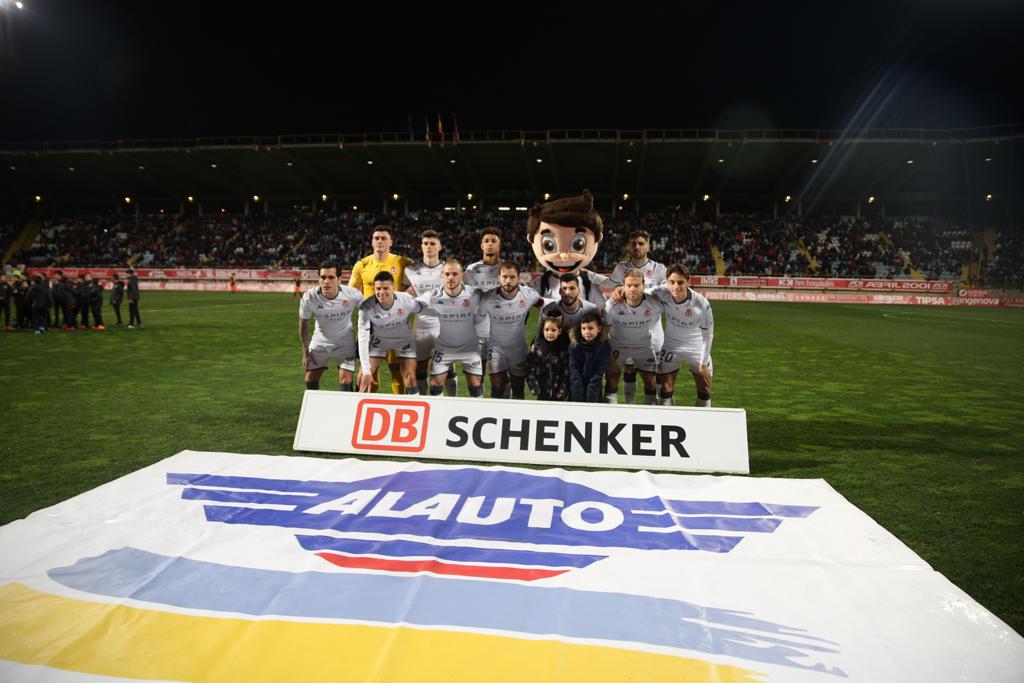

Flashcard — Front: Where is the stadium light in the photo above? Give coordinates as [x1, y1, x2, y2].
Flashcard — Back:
[8, 166, 14, 171]
[16, 1, 24, 8]
[986, 194, 993, 201]
[985, 157, 992, 162]
[124, 196, 132, 204]
[467, 193, 473, 200]
[34, 195, 42, 203]
[367, 160, 374, 165]
[498, 206, 511, 211]
[717, 158, 724, 163]
[472, 205, 478, 210]
[159, 208, 164, 214]
[515, 206, 528, 211]
[210, 163, 217, 169]
[543, 193, 550, 200]
[187, 195, 195, 203]
[252, 195, 260, 202]
[68, 167, 75, 172]
[220, 208, 226, 213]
[138, 165, 145, 171]
[352, 205, 358, 211]
[623, 193, 629, 200]
[811, 159, 818, 164]
[449, 159, 456, 164]
[626, 159, 633, 163]
[618, 205, 624, 211]
[868, 196, 876, 204]
[321, 193, 328, 202]
[703, 194, 710, 202]
[286, 162, 293, 167]
[536, 158, 543, 164]
[784, 195, 792, 203]
[392, 193, 399, 200]
[906, 159, 914, 165]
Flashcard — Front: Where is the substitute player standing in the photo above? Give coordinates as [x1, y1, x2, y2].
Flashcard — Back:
[299, 263, 364, 391]
[350, 226, 414, 393]
[403, 229, 457, 396]
[603, 268, 663, 404]
[357, 272, 423, 394]
[417, 258, 485, 397]
[478, 261, 547, 399]
[648, 264, 714, 407]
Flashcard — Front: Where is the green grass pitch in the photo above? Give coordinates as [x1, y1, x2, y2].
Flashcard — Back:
[1, 291, 1021, 634]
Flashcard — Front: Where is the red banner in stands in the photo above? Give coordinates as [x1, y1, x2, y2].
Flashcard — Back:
[28, 267, 318, 281]
[690, 275, 953, 292]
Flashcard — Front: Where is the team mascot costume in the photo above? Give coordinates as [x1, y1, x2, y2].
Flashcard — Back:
[527, 190, 606, 305]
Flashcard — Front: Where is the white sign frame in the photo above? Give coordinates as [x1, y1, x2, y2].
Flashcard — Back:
[294, 392, 749, 473]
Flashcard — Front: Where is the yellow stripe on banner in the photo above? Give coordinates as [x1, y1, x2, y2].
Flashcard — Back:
[0, 583, 763, 682]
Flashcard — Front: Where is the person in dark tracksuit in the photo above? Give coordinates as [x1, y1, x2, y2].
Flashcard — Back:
[29, 274, 53, 334]
[127, 268, 142, 328]
[58, 276, 76, 330]
[51, 270, 64, 327]
[89, 278, 105, 330]
[15, 277, 30, 328]
[0, 273, 11, 330]
[109, 273, 125, 327]
[75, 275, 91, 328]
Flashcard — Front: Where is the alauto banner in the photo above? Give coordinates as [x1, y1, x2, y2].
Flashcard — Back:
[294, 393, 749, 474]
[691, 275, 953, 292]
[0, 450, 1021, 682]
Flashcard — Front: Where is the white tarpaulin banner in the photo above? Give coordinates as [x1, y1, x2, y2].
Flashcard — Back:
[294, 391, 750, 474]
[0, 450, 1020, 682]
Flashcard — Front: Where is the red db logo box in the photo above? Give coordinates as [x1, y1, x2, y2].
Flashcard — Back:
[351, 399, 430, 453]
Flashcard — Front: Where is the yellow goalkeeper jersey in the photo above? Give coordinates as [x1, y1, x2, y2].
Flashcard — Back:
[349, 253, 414, 299]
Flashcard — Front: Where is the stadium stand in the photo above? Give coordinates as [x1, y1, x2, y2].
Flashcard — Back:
[1, 210, 1001, 282]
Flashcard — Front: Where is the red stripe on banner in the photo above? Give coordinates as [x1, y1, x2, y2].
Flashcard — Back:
[315, 552, 568, 581]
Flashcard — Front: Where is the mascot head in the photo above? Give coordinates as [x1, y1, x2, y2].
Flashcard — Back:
[527, 190, 603, 275]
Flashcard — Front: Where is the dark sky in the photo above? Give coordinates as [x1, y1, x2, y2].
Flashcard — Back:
[1, 0, 1022, 142]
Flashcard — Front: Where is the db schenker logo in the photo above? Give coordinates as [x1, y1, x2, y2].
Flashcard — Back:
[352, 398, 430, 452]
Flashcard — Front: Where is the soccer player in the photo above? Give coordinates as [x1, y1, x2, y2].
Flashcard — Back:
[602, 268, 663, 404]
[648, 264, 715, 407]
[357, 272, 423, 394]
[350, 226, 414, 393]
[228, 274, 237, 295]
[299, 263, 365, 391]
[540, 272, 601, 340]
[403, 229, 458, 396]
[417, 258, 484, 397]
[477, 261, 546, 399]
[589, 230, 667, 404]
[88, 277, 105, 330]
[464, 227, 504, 377]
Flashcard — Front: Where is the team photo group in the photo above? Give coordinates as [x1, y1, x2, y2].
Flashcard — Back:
[300, 191, 715, 407]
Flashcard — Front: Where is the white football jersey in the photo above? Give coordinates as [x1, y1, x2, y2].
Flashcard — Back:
[418, 285, 483, 353]
[603, 294, 664, 346]
[610, 259, 667, 287]
[478, 285, 542, 348]
[541, 298, 601, 330]
[648, 286, 714, 360]
[403, 260, 443, 332]
[357, 292, 422, 345]
[299, 285, 363, 346]
[463, 260, 503, 292]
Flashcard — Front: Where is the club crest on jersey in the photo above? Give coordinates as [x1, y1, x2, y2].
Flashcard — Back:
[391, 268, 398, 274]
[685, 308, 693, 317]
[519, 300, 527, 308]
[463, 300, 470, 307]
[644, 309, 651, 317]
[398, 308, 404, 316]
[343, 300, 350, 307]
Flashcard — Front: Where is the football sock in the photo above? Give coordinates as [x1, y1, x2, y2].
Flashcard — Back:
[644, 388, 659, 405]
[659, 391, 674, 406]
[623, 379, 637, 404]
[305, 380, 320, 390]
[430, 384, 444, 396]
[468, 384, 484, 398]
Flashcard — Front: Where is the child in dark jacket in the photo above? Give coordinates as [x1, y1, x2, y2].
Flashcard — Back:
[526, 316, 570, 401]
[569, 311, 610, 402]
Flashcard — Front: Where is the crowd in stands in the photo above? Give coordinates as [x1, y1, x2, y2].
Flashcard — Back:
[0, 209, 1009, 281]
[981, 232, 1024, 288]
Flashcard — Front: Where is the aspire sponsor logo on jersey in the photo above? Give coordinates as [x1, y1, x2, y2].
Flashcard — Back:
[166, 467, 818, 582]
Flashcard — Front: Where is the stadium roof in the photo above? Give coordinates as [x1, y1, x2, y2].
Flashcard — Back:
[2, 125, 1021, 215]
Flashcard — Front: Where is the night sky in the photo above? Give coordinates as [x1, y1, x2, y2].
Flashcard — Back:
[1, 0, 1022, 142]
